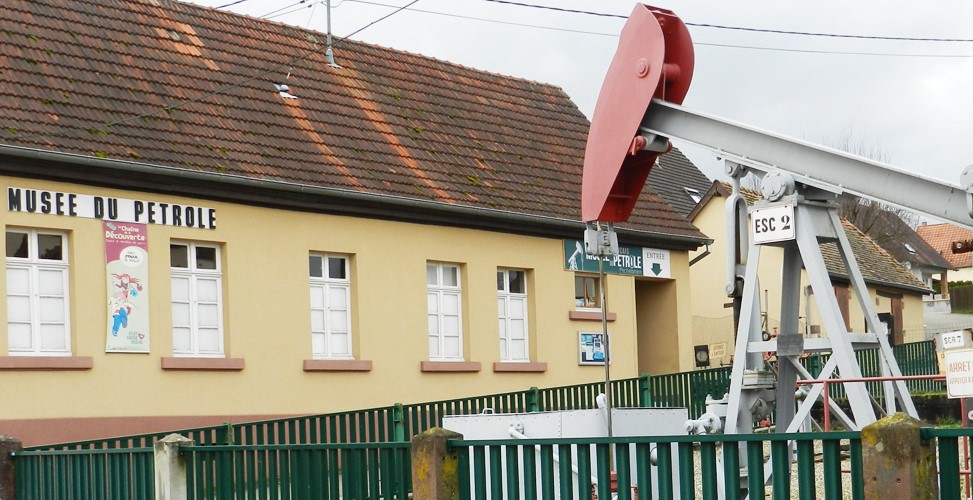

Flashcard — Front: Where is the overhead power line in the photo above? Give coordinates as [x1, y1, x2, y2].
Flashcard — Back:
[340, 0, 971, 56]
[215, 0, 252, 9]
[345, 0, 616, 36]
[477, 0, 973, 43]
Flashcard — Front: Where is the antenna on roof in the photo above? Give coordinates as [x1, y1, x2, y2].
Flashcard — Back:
[325, 0, 341, 68]
[274, 67, 298, 99]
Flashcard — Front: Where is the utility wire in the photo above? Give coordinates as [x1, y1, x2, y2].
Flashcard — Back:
[695, 41, 973, 58]
[345, 0, 616, 37]
[477, 0, 973, 43]
[343, 0, 971, 56]
[215, 0, 252, 9]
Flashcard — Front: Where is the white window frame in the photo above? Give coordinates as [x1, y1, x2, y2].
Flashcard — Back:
[6, 229, 71, 356]
[170, 242, 224, 357]
[498, 268, 529, 362]
[427, 262, 464, 361]
[574, 274, 601, 311]
[309, 253, 353, 360]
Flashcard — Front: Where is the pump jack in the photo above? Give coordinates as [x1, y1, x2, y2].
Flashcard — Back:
[581, 4, 973, 496]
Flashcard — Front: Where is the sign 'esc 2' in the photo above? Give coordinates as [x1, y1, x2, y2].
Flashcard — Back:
[751, 205, 795, 244]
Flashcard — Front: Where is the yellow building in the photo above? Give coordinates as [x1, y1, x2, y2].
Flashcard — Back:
[687, 182, 931, 366]
[0, 0, 709, 445]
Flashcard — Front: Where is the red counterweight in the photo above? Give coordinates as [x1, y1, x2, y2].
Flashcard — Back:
[581, 4, 694, 223]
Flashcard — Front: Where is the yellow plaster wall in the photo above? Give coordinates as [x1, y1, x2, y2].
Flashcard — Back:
[0, 176, 695, 422]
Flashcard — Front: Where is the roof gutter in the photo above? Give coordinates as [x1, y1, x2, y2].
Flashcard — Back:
[0, 144, 711, 248]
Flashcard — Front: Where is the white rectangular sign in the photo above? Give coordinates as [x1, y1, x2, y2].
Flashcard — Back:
[751, 205, 795, 244]
[641, 248, 671, 278]
[940, 331, 969, 350]
[945, 348, 973, 399]
[7, 187, 216, 229]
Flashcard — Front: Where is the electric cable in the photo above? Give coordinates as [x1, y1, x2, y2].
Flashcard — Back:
[477, 0, 973, 43]
[215, 0, 253, 9]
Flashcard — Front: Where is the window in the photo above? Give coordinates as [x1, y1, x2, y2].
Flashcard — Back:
[427, 263, 463, 361]
[171, 242, 223, 357]
[497, 269, 529, 362]
[575, 274, 600, 309]
[6, 230, 70, 355]
[309, 254, 352, 359]
[685, 187, 702, 204]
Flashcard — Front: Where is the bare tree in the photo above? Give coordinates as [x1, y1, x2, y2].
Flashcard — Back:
[824, 130, 919, 246]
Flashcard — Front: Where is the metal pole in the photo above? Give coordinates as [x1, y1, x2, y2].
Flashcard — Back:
[598, 226, 612, 438]
[326, 0, 333, 47]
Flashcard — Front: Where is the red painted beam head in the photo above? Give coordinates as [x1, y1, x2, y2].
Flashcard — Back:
[581, 4, 694, 223]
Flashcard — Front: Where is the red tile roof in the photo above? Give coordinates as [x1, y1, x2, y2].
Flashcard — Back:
[917, 223, 973, 269]
[0, 0, 705, 243]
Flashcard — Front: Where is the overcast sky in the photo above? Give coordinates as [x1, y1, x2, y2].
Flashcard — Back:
[193, 0, 973, 187]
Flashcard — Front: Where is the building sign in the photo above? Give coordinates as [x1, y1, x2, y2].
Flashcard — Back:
[945, 348, 973, 399]
[579, 332, 610, 365]
[564, 240, 671, 278]
[8, 187, 216, 229]
[105, 222, 150, 353]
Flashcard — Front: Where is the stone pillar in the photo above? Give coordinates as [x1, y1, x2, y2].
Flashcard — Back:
[0, 436, 23, 500]
[411, 427, 463, 500]
[861, 413, 938, 499]
[154, 433, 194, 500]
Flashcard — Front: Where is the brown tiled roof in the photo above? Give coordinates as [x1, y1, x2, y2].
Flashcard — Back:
[706, 182, 928, 293]
[917, 223, 973, 269]
[822, 221, 929, 293]
[0, 0, 705, 243]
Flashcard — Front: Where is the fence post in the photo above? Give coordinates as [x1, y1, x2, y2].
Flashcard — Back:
[155, 433, 194, 500]
[393, 403, 406, 442]
[0, 436, 22, 500]
[638, 373, 653, 408]
[526, 386, 540, 412]
[411, 427, 462, 500]
[861, 413, 938, 499]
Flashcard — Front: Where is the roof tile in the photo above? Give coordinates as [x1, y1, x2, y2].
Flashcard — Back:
[0, 0, 705, 241]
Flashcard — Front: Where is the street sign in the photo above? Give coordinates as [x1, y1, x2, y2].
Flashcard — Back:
[751, 204, 795, 244]
[945, 348, 973, 399]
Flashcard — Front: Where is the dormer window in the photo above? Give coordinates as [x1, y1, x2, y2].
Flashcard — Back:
[685, 187, 702, 204]
[904, 243, 917, 254]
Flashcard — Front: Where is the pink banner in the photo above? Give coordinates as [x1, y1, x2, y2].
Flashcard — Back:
[104, 221, 150, 352]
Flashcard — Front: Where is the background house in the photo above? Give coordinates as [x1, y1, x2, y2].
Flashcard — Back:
[685, 182, 931, 366]
[0, 0, 710, 445]
[918, 222, 973, 285]
[839, 200, 953, 299]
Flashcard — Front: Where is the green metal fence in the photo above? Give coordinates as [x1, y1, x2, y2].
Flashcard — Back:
[12, 340, 943, 498]
[924, 427, 973, 500]
[644, 340, 943, 420]
[451, 431, 865, 500]
[450, 428, 973, 499]
[12, 447, 153, 499]
[182, 442, 412, 499]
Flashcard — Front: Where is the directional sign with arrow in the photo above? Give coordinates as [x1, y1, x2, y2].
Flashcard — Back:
[642, 248, 671, 278]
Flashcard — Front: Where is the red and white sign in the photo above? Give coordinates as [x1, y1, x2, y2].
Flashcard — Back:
[945, 348, 973, 399]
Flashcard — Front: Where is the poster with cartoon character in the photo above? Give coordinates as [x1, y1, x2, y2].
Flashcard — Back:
[104, 221, 150, 352]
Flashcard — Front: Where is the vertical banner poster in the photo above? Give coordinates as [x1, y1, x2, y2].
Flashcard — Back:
[105, 221, 150, 352]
